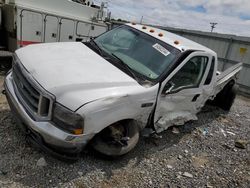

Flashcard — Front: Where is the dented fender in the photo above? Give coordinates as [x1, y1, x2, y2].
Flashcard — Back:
[76, 87, 158, 135]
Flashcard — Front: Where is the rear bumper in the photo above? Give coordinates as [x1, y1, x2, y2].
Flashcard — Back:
[4, 72, 94, 160]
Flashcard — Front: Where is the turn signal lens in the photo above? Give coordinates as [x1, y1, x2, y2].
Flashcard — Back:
[73, 129, 84, 135]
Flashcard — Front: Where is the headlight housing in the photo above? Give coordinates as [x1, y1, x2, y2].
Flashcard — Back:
[52, 103, 84, 135]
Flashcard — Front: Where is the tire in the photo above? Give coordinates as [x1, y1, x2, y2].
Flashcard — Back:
[212, 81, 238, 111]
[91, 120, 139, 157]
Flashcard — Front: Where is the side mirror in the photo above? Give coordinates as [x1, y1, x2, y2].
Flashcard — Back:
[164, 81, 175, 95]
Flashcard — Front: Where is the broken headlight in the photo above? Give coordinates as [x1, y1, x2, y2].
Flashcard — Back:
[52, 103, 84, 135]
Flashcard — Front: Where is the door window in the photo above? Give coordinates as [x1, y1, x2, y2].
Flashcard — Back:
[204, 57, 215, 85]
[168, 56, 208, 92]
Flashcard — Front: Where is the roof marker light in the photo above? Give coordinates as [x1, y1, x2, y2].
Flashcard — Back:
[132, 22, 136, 25]
[149, 29, 155, 33]
[158, 33, 164, 37]
[142, 26, 147, 29]
[174, 40, 180, 45]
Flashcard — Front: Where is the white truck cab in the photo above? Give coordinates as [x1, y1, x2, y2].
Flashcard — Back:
[4, 23, 242, 159]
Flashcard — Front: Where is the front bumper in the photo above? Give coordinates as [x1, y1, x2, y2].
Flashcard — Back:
[4, 72, 94, 160]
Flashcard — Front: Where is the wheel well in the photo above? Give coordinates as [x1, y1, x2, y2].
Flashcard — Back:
[206, 79, 236, 104]
[214, 79, 236, 99]
[226, 79, 236, 87]
[207, 78, 237, 111]
[94, 119, 138, 136]
[108, 119, 137, 129]
[90, 119, 140, 157]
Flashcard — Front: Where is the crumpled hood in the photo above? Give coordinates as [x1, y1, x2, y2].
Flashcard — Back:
[15, 42, 141, 110]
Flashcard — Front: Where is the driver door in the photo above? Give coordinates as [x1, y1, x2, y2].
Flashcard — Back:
[154, 51, 213, 133]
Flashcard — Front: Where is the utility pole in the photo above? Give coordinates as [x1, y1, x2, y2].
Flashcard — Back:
[140, 16, 143, 24]
[210, 22, 218, 32]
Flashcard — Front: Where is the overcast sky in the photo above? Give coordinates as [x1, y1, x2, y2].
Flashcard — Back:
[94, 0, 250, 37]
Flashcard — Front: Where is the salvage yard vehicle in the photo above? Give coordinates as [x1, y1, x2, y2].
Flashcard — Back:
[0, 0, 108, 52]
[0, 0, 109, 72]
[4, 23, 242, 160]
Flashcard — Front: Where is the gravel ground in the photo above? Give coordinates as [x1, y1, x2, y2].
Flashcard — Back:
[0, 75, 249, 188]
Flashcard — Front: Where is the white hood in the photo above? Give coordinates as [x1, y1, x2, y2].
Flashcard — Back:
[15, 42, 142, 110]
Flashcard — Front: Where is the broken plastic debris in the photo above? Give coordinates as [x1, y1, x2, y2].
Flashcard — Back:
[219, 128, 227, 137]
[172, 127, 180, 134]
[202, 128, 209, 136]
[152, 134, 162, 139]
[141, 128, 154, 137]
[182, 172, 193, 178]
[167, 165, 173, 169]
[226, 131, 236, 136]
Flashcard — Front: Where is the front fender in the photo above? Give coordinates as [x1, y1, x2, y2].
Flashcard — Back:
[76, 95, 156, 135]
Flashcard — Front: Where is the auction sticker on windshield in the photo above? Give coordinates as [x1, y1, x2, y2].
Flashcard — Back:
[153, 43, 170, 56]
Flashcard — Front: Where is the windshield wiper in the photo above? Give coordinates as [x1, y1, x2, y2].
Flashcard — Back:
[111, 53, 140, 82]
[89, 38, 105, 56]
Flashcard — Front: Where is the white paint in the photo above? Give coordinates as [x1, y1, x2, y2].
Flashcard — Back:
[13, 0, 104, 22]
[20, 11, 43, 43]
[16, 42, 158, 111]
[44, 15, 59, 43]
[154, 51, 214, 131]
[59, 19, 75, 42]
[128, 23, 217, 55]
[4, 0, 108, 50]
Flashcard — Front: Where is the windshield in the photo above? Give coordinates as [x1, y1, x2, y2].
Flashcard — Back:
[94, 25, 180, 80]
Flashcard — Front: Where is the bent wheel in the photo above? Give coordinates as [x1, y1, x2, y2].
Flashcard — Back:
[91, 121, 139, 157]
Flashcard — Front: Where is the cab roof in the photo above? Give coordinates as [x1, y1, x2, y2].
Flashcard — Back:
[126, 23, 216, 56]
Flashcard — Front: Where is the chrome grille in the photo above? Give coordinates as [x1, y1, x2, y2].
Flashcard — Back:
[12, 60, 53, 120]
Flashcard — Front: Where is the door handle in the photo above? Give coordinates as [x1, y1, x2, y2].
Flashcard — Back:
[192, 94, 200, 102]
[51, 33, 57, 38]
[36, 31, 41, 36]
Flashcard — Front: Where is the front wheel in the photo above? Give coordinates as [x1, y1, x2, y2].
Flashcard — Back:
[91, 120, 139, 157]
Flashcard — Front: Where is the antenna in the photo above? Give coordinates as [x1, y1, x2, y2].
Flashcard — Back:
[140, 16, 144, 24]
[210, 22, 218, 32]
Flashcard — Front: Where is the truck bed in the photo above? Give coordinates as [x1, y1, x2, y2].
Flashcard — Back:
[215, 62, 242, 95]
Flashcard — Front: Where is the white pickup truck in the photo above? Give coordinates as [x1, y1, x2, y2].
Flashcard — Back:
[4, 23, 242, 160]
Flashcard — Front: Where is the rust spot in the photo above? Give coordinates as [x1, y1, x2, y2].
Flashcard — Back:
[158, 33, 164, 37]
[174, 40, 180, 45]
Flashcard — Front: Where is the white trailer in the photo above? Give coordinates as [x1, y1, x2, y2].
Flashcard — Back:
[1, 0, 109, 52]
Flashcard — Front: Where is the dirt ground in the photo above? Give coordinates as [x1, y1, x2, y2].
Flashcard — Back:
[0, 75, 249, 188]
